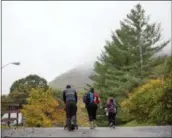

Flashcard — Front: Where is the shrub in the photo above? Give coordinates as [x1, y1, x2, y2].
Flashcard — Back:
[21, 88, 65, 127]
[121, 76, 172, 125]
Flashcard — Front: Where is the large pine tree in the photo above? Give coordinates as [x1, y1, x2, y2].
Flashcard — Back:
[91, 4, 170, 104]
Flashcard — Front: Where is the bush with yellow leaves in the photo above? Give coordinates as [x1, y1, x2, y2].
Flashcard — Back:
[21, 88, 65, 127]
[76, 92, 90, 127]
[121, 76, 172, 125]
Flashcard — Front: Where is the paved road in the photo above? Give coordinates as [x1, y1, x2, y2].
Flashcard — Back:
[2, 126, 172, 137]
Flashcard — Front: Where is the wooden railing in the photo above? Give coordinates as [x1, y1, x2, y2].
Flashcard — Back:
[1, 104, 20, 127]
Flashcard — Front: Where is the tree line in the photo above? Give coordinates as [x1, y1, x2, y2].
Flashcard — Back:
[1, 3, 172, 127]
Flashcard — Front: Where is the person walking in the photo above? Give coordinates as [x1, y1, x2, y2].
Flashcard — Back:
[63, 85, 78, 130]
[106, 97, 117, 128]
[83, 88, 100, 129]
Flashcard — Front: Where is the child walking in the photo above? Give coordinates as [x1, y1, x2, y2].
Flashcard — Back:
[106, 97, 117, 128]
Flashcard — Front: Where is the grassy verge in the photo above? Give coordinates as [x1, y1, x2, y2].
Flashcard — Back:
[1, 125, 24, 129]
[120, 120, 156, 127]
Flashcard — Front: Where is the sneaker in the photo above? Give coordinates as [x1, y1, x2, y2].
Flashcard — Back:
[90, 121, 93, 129]
[75, 125, 78, 129]
[109, 123, 113, 127]
[71, 124, 75, 130]
[71, 120, 75, 125]
[64, 125, 67, 130]
[93, 121, 96, 129]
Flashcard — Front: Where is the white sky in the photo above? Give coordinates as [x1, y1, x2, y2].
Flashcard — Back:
[2, 1, 171, 94]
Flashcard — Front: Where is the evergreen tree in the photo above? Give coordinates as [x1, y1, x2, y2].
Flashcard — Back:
[91, 3, 170, 109]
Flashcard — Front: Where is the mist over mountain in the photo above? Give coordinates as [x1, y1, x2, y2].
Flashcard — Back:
[49, 63, 94, 92]
[49, 49, 171, 92]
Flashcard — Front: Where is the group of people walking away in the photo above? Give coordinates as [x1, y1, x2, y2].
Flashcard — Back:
[62, 85, 117, 131]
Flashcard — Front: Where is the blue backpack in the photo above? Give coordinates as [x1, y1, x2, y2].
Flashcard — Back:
[89, 92, 94, 103]
[83, 92, 94, 104]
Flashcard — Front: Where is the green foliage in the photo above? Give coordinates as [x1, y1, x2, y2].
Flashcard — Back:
[146, 56, 171, 79]
[52, 89, 62, 99]
[90, 4, 170, 126]
[1, 94, 15, 114]
[76, 92, 90, 126]
[51, 89, 64, 107]
[121, 76, 172, 125]
[164, 56, 172, 76]
[9, 75, 49, 105]
[121, 120, 156, 127]
[91, 3, 169, 99]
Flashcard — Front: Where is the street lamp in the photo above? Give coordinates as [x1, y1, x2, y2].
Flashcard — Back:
[1, 62, 20, 69]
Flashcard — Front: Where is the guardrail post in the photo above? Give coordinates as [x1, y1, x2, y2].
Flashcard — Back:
[16, 106, 19, 127]
[8, 105, 11, 127]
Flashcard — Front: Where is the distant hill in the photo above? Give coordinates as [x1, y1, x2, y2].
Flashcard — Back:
[49, 49, 171, 92]
[49, 65, 94, 92]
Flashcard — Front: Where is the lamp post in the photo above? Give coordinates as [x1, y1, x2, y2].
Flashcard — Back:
[1, 62, 20, 69]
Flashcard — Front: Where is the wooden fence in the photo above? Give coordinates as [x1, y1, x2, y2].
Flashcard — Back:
[1, 103, 20, 127]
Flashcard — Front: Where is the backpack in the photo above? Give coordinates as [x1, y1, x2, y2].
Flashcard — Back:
[107, 102, 117, 113]
[89, 92, 94, 103]
[93, 93, 100, 104]
[83, 93, 89, 104]
[83, 92, 94, 104]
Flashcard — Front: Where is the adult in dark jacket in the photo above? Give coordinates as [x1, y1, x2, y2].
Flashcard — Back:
[83, 88, 100, 129]
[63, 85, 78, 129]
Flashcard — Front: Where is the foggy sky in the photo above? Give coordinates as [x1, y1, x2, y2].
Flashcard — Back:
[2, 1, 171, 94]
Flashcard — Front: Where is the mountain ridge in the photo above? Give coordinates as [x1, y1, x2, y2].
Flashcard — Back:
[49, 64, 94, 92]
[49, 52, 171, 91]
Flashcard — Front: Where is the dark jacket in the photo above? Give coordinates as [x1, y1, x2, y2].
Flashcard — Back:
[63, 88, 77, 104]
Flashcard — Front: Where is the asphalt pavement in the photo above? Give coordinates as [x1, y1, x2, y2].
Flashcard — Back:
[2, 126, 172, 137]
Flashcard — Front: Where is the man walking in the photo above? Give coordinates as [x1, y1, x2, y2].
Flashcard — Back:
[63, 85, 78, 130]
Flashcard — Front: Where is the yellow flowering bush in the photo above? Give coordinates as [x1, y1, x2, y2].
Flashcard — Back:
[76, 92, 90, 127]
[21, 88, 65, 127]
[120, 76, 172, 125]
